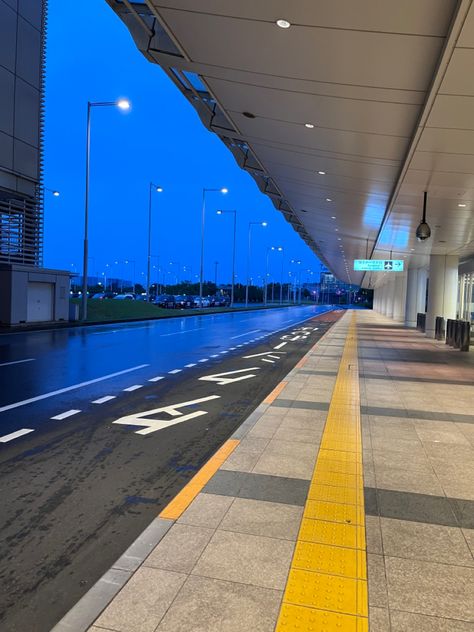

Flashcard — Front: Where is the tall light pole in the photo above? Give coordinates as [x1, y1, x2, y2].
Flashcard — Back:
[246, 221, 268, 307]
[289, 259, 301, 303]
[216, 209, 237, 307]
[264, 245, 282, 305]
[82, 98, 130, 320]
[147, 183, 163, 301]
[280, 249, 285, 305]
[199, 187, 228, 306]
[214, 261, 219, 286]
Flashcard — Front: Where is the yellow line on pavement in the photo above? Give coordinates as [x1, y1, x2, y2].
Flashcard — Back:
[264, 381, 288, 404]
[275, 312, 368, 632]
[159, 439, 239, 520]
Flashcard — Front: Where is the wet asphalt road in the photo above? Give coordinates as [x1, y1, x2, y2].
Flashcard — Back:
[0, 306, 340, 631]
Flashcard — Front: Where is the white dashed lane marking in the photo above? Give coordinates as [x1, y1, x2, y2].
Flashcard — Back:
[51, 409, 81, 421]
[185, 363, 196, 368]
[261, 358, 275, 363]
[0, 428, 34, 443]
[148, 376, 164, 382]
[123, 385, 143, 392]
[92, 395, 116, 404]
[169, 369, 182, 374]
[230, 329, 260, 339]
[274, 342, 287, 349]
[198, 359, 209, 363]
[0, 358, 35, 367]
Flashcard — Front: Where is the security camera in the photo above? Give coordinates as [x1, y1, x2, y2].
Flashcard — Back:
[416, 221, 431, 241]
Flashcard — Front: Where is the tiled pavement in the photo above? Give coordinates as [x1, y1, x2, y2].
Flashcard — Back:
[55, 310, 474, 632]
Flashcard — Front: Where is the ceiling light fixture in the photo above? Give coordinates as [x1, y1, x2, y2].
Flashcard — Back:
[304, 123, 315, 129]
[317, 170, 326, 175]
[331, 216, 336, 219]
[416, 191, 431, 242]
[458, 203, 467, 208]
[326, 198, 332, 202]
[276, 19, 291, 28]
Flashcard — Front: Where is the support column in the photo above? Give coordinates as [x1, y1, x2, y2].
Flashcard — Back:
[425, 255, 459, 338]
[385, 276, 396, 318]
[392, 273, 407, 322]
[405, 268, 419, 327]
[417, 268, 428, 315]
[381, 281, 389, 315]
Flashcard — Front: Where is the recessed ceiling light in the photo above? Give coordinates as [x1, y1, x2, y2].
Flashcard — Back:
[458, 203, 467, 208]
[317, 171, 326, 175]
[337, 237, 342, 241]
[410, 248, 415, 251]
[276, 19, 291, 28]
[331, 216, 336, 219]
[326, 198, 332, 202]
[304, 123, 315, 129]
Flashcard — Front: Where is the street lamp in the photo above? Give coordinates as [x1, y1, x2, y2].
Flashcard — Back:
[289, 259, 301, 303]
[264, 245, 283, 305]
[199, 187, 228, 305]
[147, 182, 163, 302]
[216, 209, 237, 307]
[82, 98, 131, 320]
[214, 261, 219, 286]
[246, 221, 268, 307]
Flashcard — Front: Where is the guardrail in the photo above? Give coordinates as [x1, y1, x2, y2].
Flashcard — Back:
[416, 312, 426, 332]
[446, 318, 471, 352]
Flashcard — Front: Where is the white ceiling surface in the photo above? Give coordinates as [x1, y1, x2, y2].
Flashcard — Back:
[144, 0, 474, 285]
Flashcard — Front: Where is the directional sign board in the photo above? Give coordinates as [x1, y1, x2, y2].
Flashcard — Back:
[354, 259, 404, 272]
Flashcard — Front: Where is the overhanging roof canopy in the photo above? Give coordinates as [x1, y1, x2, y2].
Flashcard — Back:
[108, 0, 474, 287]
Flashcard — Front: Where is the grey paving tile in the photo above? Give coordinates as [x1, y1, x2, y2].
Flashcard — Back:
[272, 426, 322, 444]
[252, 450, 315, 480]
[369, 607, 391, 632]
[385, 556, 474, 620]
[264, 438, 317, 459]
[94, 567, 186, 632]
[449, 498, 474, 530]
[271, 399, 329, 411]
[178, 493, 234, 529]
[112, 518, 173, 572]
[365, 515, 383, 555]
[203, 470, 309, 507]
[234, 436, 271, 455]
[220, 449, 261, 473]
[374, 466, 444, 496]
[219, 498, 303, 541]
[380, 518, 473, 566]
[390, 610, 474, 631]
[462, 528, 474, 557]
[363, 406, 474, 424]
[144, 524, 214, 574]
[368, 554, 388, 608]
[191, 530, 294, 590]
[155, 575, 282, 632]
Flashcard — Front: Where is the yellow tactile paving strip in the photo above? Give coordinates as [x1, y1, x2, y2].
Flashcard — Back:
[159, 439, 239, 520]
[275, 313, 368, 631]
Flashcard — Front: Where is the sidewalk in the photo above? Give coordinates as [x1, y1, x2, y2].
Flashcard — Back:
[53, 310, 474, 632]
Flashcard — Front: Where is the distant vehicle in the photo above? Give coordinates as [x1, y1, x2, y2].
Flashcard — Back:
[216, 296, 230, 307]
[91, 293, 106, 300]
[154, 294, 175, 308]
[114, 293, 135, 300]
[135, 294, 148, 302]
[174, 295, 193, 309]
[192, 296, 210, 308]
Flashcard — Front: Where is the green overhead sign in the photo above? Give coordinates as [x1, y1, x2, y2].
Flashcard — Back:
[354, 259, 404, 272]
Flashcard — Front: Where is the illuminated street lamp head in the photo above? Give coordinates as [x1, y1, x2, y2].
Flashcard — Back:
[277, 246, 283, 251]
[156, 186, 163, 193]
[216, 210, 223, 215]
[52, 190, 60, 197]
[220, 187, 229, 194]
[262, 221, 268, 227]
[116, 98, 131, 110]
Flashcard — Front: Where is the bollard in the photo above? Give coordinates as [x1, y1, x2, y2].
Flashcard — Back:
[460, 321, 471, 352]
[446, 319, 453, 346]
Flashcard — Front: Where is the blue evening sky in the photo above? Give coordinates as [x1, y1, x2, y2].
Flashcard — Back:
[43, 0, 322, 287]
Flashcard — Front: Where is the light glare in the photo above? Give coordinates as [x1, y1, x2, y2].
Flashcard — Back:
[117, 99, 131, 110]
[276, 19, 291, 29]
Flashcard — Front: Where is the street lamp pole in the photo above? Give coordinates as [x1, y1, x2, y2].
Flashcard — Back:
[216, 209, 237, 307]
[214, 261, 219, 286]
[81, 98, 130, 320]
[246, 221, 268, 308]
[147, 182, 163, 302]
[199, 187, 227, 306]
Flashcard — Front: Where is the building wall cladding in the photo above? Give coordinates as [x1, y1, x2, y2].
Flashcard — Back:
[0, 0, 46, 265]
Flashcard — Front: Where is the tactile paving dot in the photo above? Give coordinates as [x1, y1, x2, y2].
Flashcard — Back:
[312, 469, 363, 489]
[284, 568, 367, 616]
[318, 449, 362, 464]
[276, 603, 368, 631]
[304, 500, 364, 526]
[315, 458, 360, 475]
[308, 483, 359, 505]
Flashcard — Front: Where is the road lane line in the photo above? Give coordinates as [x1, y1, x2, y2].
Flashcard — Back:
[220, 351, 228, 354]
[159, 439, 239, 520]
[229, 347, 237, 350]
[0, 428, 34, 443]
[123, 385, 143, 392]
[168, 369, 182, 374]
[0, 358, 35, 367]
[92, 396, 116, 404]
[148, 376, 164, 382]
[268, 355, 281, 359]
[198, 359, 209, 363]
[160, 327, 204, 337]
[274, 342, 287, 349]
[262, 358, 275, 363]
[230, 329, 260, 339]
[184, 363, 197, 368]
[210, 354, 219, 358]
[0, 364, 150, 414]
[51, 409, 81, 420]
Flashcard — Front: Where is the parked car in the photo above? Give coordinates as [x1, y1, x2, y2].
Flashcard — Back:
[114, 293, 135, 300]
[91, 293, 106, 300]
[192, 296, 210, 308]
[154, 294, 176, 308]
[174, 295, 194, 309]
